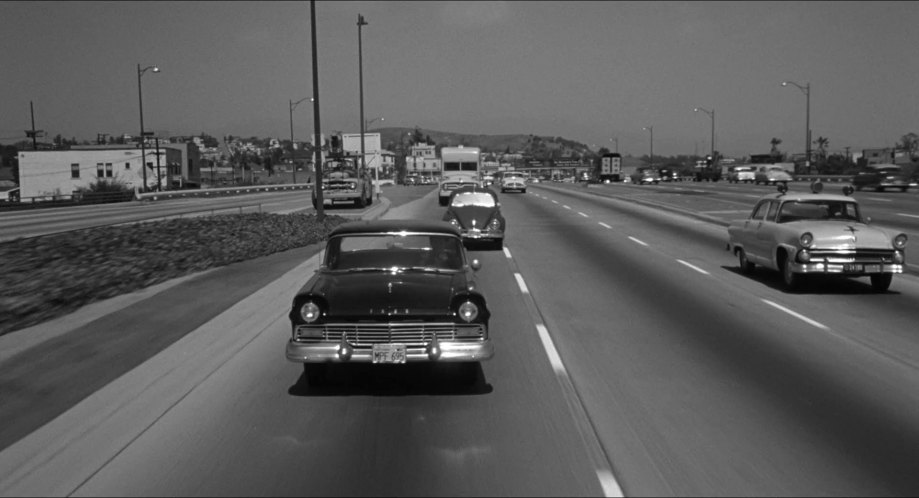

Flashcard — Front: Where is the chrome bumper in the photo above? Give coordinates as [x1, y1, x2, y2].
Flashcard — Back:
[791, 262, 904, 275]
[287, 340, 494, 363]
[460, 229, 503, 240]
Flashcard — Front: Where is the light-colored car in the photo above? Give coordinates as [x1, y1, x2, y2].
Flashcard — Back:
[727, 183, 908, 292]
[500, 173, 527, 193]
[630, 168, 661, 185]
[443, 185, 505, 250]
[754, 166, 793, 186]
[729, 166, 755, 183]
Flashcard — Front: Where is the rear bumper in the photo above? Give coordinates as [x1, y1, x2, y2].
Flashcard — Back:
[287, 340, 494, 363]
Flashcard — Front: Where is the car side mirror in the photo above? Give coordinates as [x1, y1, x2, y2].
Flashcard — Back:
[470, 259, 481, 272]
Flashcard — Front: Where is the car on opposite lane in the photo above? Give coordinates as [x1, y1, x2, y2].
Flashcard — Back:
[729, 166, 756, 183]
[852, 164, 912, 192]
[754, 165, 794, 186]
[286, 219, 493, 386]
[630, 168, 662, 185]
[727, 183, 908, 292]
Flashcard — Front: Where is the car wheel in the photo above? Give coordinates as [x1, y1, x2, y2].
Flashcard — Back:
[781, 254, 800, 291]
[303, 363, 329, 387]
[870, 274, 892, 292]
[738, 249, 755, 274]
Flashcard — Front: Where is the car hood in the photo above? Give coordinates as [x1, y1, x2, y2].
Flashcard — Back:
[446, 206, 498, 229]
[300, 271, 468, 317]
[794, 222, 894, 249]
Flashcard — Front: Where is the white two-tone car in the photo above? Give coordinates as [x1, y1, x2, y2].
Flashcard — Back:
[500, 173, 527, 193]
[727, 183, 908, 292]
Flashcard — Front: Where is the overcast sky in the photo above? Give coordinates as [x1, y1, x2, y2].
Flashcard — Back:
[2, 1, 918, 158]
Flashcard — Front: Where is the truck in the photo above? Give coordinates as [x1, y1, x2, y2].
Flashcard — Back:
[693, 156, 722, 182]
[438, 146, 482, 206]
[598, 153, 622, 182]
[312, 156, 374, 209]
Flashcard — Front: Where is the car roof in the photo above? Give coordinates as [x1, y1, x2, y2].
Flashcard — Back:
[329, 219, 461, 237]
[759, 192, 857, 203]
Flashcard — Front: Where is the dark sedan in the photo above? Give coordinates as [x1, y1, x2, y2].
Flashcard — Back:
[286, 219, 493, 386]
[442, 186, 506, 250]
[852, 164, 911, 192]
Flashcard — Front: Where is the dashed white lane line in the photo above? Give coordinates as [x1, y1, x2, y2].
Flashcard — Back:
[676, 259, 710, 275]
[898, 213, 919, 219]
[563, 205, 572, 210]
[535, 324, 565, 375]
[599, 222, 612, 229]
[552, 200, 559, 204]
[514, 273, 530, 294]
[503, 246, 512, 258]
[761, 299, 829, 330]
[596, 469, 625, 498]
[578, 212, 589, 218]
[628, 236, 648, 246]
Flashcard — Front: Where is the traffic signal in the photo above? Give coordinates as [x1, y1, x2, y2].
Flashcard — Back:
[706, 155, 713, 167]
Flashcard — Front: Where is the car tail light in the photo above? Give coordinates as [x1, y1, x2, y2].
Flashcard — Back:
[457, 301, 479, 322]
[893, 234, 908, 250]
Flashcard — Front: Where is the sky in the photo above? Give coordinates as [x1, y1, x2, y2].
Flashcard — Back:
[2, 1, 918, 159]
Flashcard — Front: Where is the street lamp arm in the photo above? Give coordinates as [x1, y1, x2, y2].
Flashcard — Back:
[782, 80, 809, 95]
[291, 97, 314, 111]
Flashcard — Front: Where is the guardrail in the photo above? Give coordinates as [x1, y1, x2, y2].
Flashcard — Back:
[138, 183, 314, 202]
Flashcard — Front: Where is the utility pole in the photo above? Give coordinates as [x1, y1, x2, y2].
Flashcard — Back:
[25, 101, 43, 150]
[311, 0, 325, 220]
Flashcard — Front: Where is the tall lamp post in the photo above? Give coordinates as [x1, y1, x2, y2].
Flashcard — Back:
[289, 97, 313, 184]
[642, 126, 653, 169]
[693, 107, 715, 167]
[357, 14, 368, 176]
[137, 64, 160, 193]
[782, 80, 810, 171]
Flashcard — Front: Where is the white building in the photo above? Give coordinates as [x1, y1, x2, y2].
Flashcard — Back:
[17, 146, 182, 199]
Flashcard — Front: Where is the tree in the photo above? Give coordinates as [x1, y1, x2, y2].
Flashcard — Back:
[769, 138, 782, 155]
[900, 132, 918, 160]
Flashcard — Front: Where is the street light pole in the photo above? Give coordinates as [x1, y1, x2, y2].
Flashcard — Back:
[642, 126, 653, 169]
[694, 107, 715, 166]
[357, 14, 368, 176]
[137, 63, 160, 193]
[782, 80, 811, 171]
[289, 97, 313, 184]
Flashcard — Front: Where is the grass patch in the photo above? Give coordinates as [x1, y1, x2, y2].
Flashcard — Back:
[0, 213, 349, 336]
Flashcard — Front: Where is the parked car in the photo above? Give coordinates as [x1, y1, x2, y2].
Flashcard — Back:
[754, 166, 793, 186]
[442, 185, 505, 250]
[630, 168, 661, 185]
[852, 164, 911, 192]
[402, 175, 420, 186]
[729, 166, 756, 183]
[727, 183, 908, 292]
[500, 172, 527, 193]
[286, 219, 493, 386]
[3, 187, 19, 203]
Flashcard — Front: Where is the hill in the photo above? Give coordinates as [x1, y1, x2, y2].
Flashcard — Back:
[371, 127, 599, 159]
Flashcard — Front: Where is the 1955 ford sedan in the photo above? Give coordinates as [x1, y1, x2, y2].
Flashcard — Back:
[286, 219, 493, 385]
[727, 183, 908, 292]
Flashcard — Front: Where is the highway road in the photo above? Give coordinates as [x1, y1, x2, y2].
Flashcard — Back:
[1, 182, 918, 496]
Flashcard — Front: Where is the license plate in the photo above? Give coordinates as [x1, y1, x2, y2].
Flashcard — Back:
[843, 264, 863, 272]
[372, 344, 406, 364]
[864, 264, 881, 273]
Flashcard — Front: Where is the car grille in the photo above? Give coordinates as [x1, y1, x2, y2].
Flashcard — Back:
[294, 322, 486, 346]
[808, 249, 898, 263]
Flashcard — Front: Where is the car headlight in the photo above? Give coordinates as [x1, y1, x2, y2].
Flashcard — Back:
[893, 234, 908, 249]
[457, 301, 479, 322]
[489, 217, 502, 230]
[299, 301, 322, 323]
[800, 232, 814, 248]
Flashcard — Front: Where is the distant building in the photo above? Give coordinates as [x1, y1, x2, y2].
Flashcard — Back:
[862, 147, 912, 166]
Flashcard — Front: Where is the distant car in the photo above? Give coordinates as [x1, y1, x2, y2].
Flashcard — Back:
[4, 187, 19, 203]
[727, 183, 908, 292]
[754, 166, 793, 186]
[402, 175, 419, 186]
[500, 173, 527, 193]
[729, 166, 756, 183]
[286, 219, 493, 386]
[852, 164, 911, 192]
[312, 158, 373, 209]
[658, 167, 680, 182]
[443, 185, 505, 250]
[630, 168, 661, 185]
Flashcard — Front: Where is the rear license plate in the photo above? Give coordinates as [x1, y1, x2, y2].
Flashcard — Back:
[372, 344, 406, 364]
[843, 264, 863, 272]
[864, 264, 881, 273]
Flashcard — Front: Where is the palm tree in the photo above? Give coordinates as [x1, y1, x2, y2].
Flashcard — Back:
[770, 138, 782, 155]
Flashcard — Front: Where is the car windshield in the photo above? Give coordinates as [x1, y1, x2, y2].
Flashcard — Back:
[777, 200, 861, 223]
[325, 233, 464, 271]
[324, 167, 358, 180]
[451, 192, 496, 208]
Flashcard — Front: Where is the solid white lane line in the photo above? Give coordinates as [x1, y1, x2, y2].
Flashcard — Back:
[761, 299, 829, 330]
[628, 236, 648, 246]
[514, 273, 529, 294]
[676, 259, 710, 275]
[598, 222, 612, 229]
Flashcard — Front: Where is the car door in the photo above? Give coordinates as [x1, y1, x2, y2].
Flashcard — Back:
[741, 200, 773, 265]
